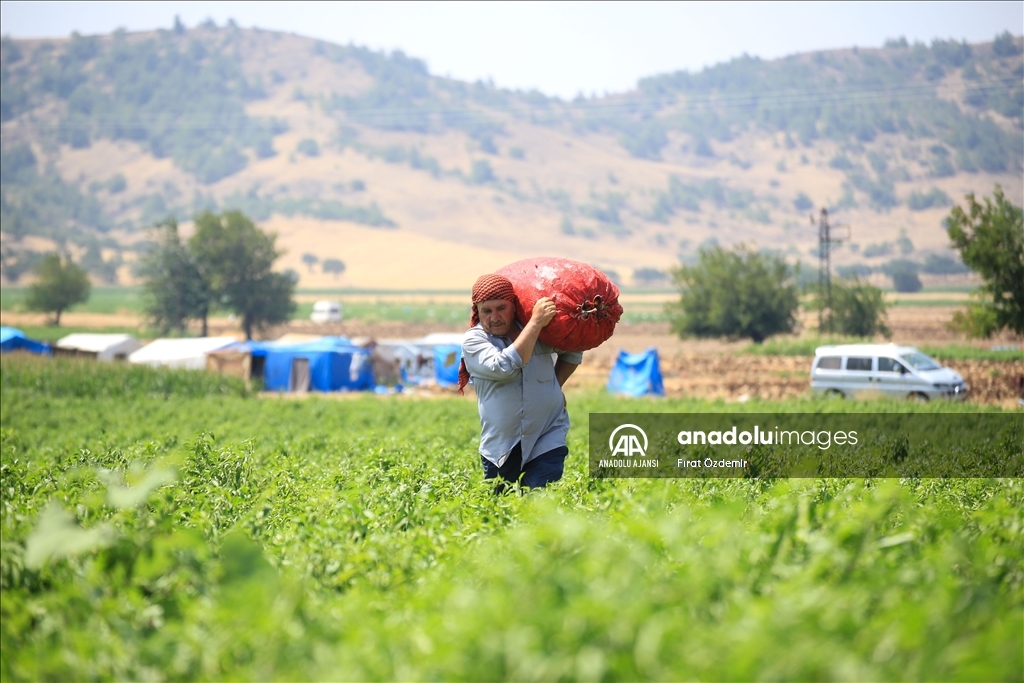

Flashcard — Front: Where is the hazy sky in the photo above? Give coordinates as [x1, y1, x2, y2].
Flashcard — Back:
[2, 1, 1021, 98]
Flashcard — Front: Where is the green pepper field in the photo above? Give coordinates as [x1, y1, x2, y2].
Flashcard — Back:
[1, 356, 1021, 681]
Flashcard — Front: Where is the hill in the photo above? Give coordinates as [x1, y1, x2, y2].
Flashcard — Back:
[1, 25, 1021, 289]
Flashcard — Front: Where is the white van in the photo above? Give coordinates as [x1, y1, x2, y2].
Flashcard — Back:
[811, 344, 967, 402]
[310, 300, 343, 323]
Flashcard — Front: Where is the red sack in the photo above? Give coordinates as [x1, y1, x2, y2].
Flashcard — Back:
[496, 257, 623, 352]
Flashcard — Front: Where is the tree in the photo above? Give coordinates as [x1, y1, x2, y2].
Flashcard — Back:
[882, 259, 923, 293]
[890, 270, 922, 293]
[667, 245, 799, 343]
[633, 267, 669, 287]
[296, 139, 320, 157]
[322, 258, 346, 280]
[470, 160, 495, 184]
[190, 210, 296, 340]
[945, 185, 1024, 337]
[822, 278, 890, 337]
[301, 253, 319, 273]
[25, 252, 90, 326]
[793, 192, 814, 212]
[992, 31, 1022, 58]
[922, 254, 969, 276]
[140, 218, 212, 335]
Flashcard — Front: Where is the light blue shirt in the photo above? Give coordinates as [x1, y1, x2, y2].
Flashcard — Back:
[463, 323, 583, 467]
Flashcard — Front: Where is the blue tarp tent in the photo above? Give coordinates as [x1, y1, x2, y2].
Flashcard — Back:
[434, 344, 462, 386]
[257, 337, 374, 392]
[0, 327, 51, 355]
[607, 348, 664, 397]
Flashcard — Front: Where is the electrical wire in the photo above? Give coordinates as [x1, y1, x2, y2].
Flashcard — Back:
[14, 76, 1022, 131]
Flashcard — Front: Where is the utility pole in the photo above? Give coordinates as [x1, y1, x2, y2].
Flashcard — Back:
[810, 208, 849, 333]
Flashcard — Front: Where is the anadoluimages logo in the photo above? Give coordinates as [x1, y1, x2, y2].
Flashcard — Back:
[609, 424, 648, 457]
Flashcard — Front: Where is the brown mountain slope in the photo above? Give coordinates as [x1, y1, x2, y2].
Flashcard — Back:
[2, 28, 1021, 289]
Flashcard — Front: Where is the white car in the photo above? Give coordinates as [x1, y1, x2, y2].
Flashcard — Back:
[310, 300, 343, 323]
[811, 344, 968, 402]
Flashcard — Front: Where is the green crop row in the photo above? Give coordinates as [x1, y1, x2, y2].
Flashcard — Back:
[1, 356, 249, 399]
[0, 356, 1021, 681]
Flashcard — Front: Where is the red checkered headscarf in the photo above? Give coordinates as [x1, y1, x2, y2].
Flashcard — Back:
[458, 274, 517, 395]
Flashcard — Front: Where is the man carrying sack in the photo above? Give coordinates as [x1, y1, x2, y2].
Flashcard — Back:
[458, 273, 581, 491]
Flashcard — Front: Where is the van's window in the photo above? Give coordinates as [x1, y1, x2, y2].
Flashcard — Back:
[816, 356, 841, 370]
[846, 357, 872, 371]
[878, 357, 905, 373]
[901, 352, 941, 371]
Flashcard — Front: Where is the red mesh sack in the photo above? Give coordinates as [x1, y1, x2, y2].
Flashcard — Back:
[496, 257, 623, 352]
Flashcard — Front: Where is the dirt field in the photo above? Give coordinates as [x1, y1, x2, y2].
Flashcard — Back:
[3, 306, 1021, 406]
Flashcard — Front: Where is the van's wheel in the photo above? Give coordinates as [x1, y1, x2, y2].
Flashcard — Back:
[825, 389, 845, 399]
[909, 392, 929, 403]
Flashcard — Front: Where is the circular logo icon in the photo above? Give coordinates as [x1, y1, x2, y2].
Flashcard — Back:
[608, 424, 648, 457]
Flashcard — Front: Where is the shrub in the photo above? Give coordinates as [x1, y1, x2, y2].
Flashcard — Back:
[836, 263, 874, 278]
[667, 244, 799, 343]
[891, 270, 922, 292]
[946, 185, 1024, 336]
[829, 155, 854, 170]
[907, 187, 951, 210]
[823, 277, 890, 336]
[922, 254, 969, 275]
[296, 139, 320, 157]
[470, 159, 495, 184]
[863, 242, 893, 258]
[992, 31, 1022, 57]
[621, 122, 669, 160]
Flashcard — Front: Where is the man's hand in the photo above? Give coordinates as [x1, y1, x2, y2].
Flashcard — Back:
[532, 297, 556, 327]
[513, 297, 557, 364]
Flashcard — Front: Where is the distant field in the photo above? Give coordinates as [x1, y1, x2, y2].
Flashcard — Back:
[0, 286, 1002, 329]
[885, 291, 974, 307]
[1, 287, 145, 315]
[1, 287, 676, 324]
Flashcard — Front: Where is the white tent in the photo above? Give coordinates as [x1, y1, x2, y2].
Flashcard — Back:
[128, 337, 238, 370]
[414, 332, 466, 347]
[405, 332, 467, 385]
[376, 339, 433, 383]
[56, 333, 142, 362]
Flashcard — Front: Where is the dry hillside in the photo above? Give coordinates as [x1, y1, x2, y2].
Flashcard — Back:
[1, 27, 1022, 289]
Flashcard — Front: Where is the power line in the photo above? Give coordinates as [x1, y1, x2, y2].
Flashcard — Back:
[12, 76, 1021, 131]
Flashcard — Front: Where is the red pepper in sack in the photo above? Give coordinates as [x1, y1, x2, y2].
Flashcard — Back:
[496, 257, 623, 352]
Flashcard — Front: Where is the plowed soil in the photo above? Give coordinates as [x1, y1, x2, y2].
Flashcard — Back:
[565, 352, 1024, 406]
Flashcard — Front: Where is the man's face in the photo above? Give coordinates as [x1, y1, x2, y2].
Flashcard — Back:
[477, 299, 515, 336]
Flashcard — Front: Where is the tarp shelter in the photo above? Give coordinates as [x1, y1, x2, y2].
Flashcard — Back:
[0, 327, 50, 355]
[206, 348, 252, 381]
[412, 333, 466, 386]
[434, 345, 462, 386]
[55, 333, 142, 361]
[205, 335, 336, 383]
[274, 333, 324, 345]
[607, 348, 665, 397]
[128, 337, 238, 370]
[258, 337, 375, 393]
[376, 339, 433, 385]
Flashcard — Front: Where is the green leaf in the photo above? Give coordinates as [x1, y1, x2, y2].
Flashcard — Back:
[24, 502, 115, 570]
[98, 466, 177, 509]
